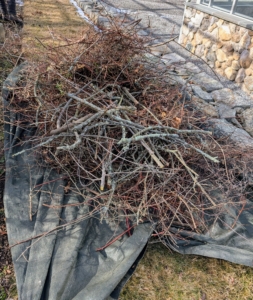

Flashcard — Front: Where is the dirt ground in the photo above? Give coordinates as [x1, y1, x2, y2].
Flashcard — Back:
[0, 185, 16, 300]
[0, 151, 16, 299]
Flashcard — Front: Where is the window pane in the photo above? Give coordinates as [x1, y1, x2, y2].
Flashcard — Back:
[201, 0, 210, 5]
[234, 0, 253, 19]
[211, 0, 234, 11]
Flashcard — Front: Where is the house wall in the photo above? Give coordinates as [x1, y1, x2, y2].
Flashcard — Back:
[179, 6, 253, 96]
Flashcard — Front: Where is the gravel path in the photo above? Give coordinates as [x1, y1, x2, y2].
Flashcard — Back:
[84, 0, 252, 98]
[100, 0, 185, 39]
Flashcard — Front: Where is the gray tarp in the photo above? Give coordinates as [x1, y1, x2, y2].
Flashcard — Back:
[3, 64, 253, 300]
[3, 63, 152, 300]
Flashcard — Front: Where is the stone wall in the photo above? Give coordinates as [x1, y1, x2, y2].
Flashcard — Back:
[179, 6, 253, 97]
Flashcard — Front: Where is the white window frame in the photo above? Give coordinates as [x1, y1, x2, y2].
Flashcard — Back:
[198, 0, 253, 21]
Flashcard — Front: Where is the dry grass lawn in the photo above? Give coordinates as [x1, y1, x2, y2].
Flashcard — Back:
[121, 243, 253, 300]
[23, 0, 88, 53]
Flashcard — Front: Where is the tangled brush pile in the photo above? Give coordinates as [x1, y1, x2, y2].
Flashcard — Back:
[7, 20, 250, 245]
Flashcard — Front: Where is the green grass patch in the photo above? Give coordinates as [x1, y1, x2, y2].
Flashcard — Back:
[0, 287, 7, 300]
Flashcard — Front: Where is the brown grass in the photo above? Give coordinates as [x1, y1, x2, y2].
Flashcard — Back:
[0, 0, 88, 298]
[23, 0, 88, 52]
[121, 243, 253, 300]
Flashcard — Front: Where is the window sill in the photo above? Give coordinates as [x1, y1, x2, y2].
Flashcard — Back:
[185, 2, 253, 30]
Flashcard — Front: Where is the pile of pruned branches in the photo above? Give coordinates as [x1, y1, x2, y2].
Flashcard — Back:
[8, 20, 250, 243]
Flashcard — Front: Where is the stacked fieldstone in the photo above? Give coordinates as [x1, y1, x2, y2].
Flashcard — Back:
[179, 7, 253, 96]
[67, 0, 253, 145]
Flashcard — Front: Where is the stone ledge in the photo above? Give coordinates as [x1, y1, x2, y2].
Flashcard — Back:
[186, 3, 253, 30]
